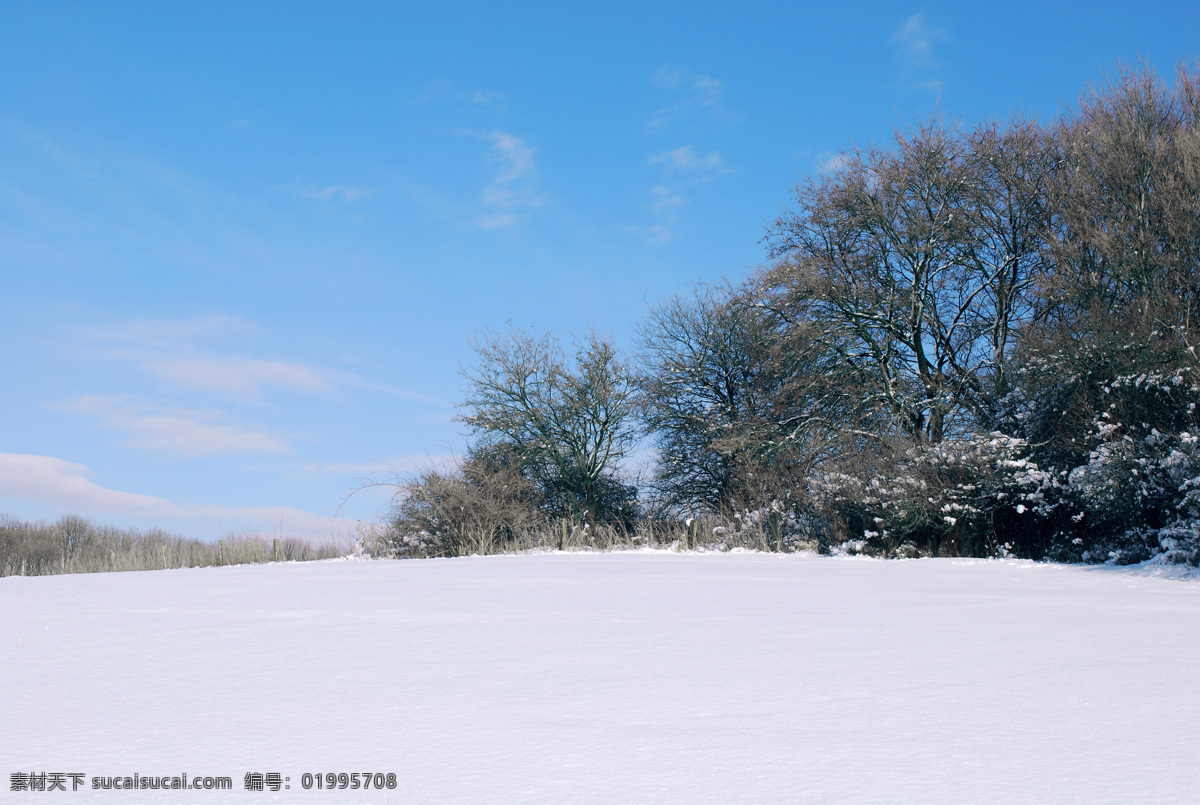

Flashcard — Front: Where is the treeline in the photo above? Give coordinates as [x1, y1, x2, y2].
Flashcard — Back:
[379, 63, 1200, 565]
[0, 514, 342, 577]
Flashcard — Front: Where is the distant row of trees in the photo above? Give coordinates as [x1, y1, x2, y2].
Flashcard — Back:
[0, 514, 340, 577]
[384, 62, 1200, 565]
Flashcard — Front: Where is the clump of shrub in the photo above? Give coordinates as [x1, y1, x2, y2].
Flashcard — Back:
[808, 434, 1050, 559]
[369, 445, 822, 558]
[1030, 368, 1200, 564]
[379, 447, 549, 558]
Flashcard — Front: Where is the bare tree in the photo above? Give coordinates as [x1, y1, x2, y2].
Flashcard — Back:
[1008, 62, 1200, 466]
[766, 116, 1054, 442]
[57, 514, 93, 570]
[638, 284, 782, 512]
[1046, 61, 1200, 357]
[638, 283, 852, 513]
[460, 326, 638, 523]
[960, 116, 1056, 415]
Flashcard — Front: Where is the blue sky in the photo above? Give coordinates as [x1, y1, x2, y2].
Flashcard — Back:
[2, 1, 1197, 541]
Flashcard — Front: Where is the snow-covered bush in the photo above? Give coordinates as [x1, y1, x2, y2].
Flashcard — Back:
[1039, 369, 1200, 564]
[706, 500, 816, 552]
[811, 433, 1049, 558]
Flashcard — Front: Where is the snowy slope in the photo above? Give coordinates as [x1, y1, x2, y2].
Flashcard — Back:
[4, 553, 1200, 803]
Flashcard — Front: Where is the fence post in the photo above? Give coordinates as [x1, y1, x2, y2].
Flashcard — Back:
[687, 518, 697, 550]
[218, 539, 226, 566]
[559, 519, 568, 551]
[273, 538, 283, 562]
[20, 559, 26, 577]
[769, 512, 782, 553]
[161, 545, 168, 569]
[109, 550, 116, 572]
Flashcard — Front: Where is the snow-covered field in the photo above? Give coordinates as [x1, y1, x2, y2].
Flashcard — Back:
[4, 553, 1200, 803]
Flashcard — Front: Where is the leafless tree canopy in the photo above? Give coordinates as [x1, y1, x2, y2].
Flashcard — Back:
[765, 115, 1056, 443]
[458, 327, 638, 523]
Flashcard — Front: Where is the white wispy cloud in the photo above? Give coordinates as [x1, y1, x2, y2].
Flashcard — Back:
[91, 311, 258, 343]
[893, 14, 945, 68]
[83, 316, 331, 402]
[0, 452, 171, 514]
[78, 315, 446, 407]
[649, 145, 728, 176]
[142, 358, 331, 396]
[637, 67, 738, 244]
[285, 184, 374, 202]
[84, 314, 257, 351]
[53, 396, 290, 457]
[476, 130, 542, 229]
[0, 452, 352, 537]
[303, 453, 459, 477]
[412, 78, 455, 104]
[483, 132, 535, 200]
[412, 79, 507, 112]
[332, 376, 448, 407]
[62, 316, 444, 463]
[469, 89, 506, 108]
[651, 65, 690, 90]
[649, 66, 739, 131]
[477, 212, 521, 229]
[626, 186, 682, 244]
[639, 223, 673, 245]
[636, 146, 729, 244]
[893, 13, 949, 92]
[407, 83, 539, 229]
[650, 185, 686, 215]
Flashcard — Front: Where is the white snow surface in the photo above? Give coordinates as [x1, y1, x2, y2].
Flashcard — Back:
[4, 552, 1200, 803]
